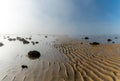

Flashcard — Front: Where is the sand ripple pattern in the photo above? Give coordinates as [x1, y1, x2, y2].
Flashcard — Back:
[54, 40, 120, 81]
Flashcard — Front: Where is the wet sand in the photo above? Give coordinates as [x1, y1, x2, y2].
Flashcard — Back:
[0, 35, 120, 81]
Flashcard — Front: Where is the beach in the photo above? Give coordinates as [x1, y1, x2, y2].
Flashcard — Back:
[0, 35, 120, 81]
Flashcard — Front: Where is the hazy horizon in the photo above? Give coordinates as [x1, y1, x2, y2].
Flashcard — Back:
[0, 0, 120, 35]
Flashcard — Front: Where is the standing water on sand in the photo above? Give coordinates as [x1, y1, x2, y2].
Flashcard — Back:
[71, 34, 120, 44]
[0, 34, 120, 81]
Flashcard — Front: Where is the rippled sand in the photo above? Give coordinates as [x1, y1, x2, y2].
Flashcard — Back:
[0, 35, 120, 81]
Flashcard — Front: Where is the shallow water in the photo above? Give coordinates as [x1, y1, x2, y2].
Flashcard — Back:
[0, 34, 120, 81]
[0, 35, 58, 75]
[71, 34, 120, 44]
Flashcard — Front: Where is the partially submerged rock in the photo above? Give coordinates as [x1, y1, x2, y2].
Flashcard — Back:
[35, 41, 39, 44]
[25, 37, 32, 40]
[16, 37, 29, 44]
[23, 40, 29, 44]
[0, 42, 4, 47]
[112, 41, 115, 44]
[107, 39, 112, 42]
[28, 51, 41, 60]
[31, 41, 39, 45]
[84, 37, 89, 40]
[90, 42, 100, 45]
[29, 38, 32, 40]
[115, 37, 118, 39]
[8, 38, 16, 41]
[31, 41, 35, 45]
[21, 65, 28, 69]
[45, 36, 48, 38]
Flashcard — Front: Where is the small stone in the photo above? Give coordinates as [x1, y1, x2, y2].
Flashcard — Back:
[31, 41, 35, 45]
[112, 41, 115, 44]
[90, 42, 100, 45]
[35, 41, 39, 44]
[115, 37, 118, 39]
[107, 39, 112, 42]
[45, 36, 48, 38]
[84, 37, 89, 40]
[21, 65, 28, 69]
[0, 42, 4, 47]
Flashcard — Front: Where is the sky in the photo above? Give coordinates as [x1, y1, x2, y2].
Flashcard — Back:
[0, 0, 120, 35]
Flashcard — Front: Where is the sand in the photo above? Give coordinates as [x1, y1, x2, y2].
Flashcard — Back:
[0, 35, 120, 81]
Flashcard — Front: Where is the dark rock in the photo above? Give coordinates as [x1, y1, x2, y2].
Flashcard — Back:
[29, 38, 32, 40]
[28, 51, 41, 60]
[21, 65, 28, 69]
[25, 37, 32, 40]
[84, 37, 89, 40]
[112, 41, 115, 44]
[23, 40, 29, 44]
[12, 38, 16, 41]
[115, 37, 118, 39]
[45, 36, 48, 38]
[90, 42, 100, 45]
[0, 42, 4, 47]
[16, 37, 29, 44]
[31, 41, 35, 45]
[8, 38, 16, 41]
[107, 39, 112, 42]
[8, 38, 12, 41]
[16, 37, 21, 40]
[35, 41, 39, 44]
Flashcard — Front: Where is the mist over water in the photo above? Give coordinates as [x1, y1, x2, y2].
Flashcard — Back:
[0, 0, 120, 35]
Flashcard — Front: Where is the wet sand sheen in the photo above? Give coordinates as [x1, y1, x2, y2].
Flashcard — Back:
[0, 35, 120, 81]
[54, 39, 120, 81]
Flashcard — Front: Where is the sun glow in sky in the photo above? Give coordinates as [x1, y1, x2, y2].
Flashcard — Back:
[0, 0, 21, 32]
[0, 0, 120, 35]
[0, 0, 37, 34]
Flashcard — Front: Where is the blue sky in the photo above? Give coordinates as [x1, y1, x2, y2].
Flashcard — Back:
[0, 0, 120, 35]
